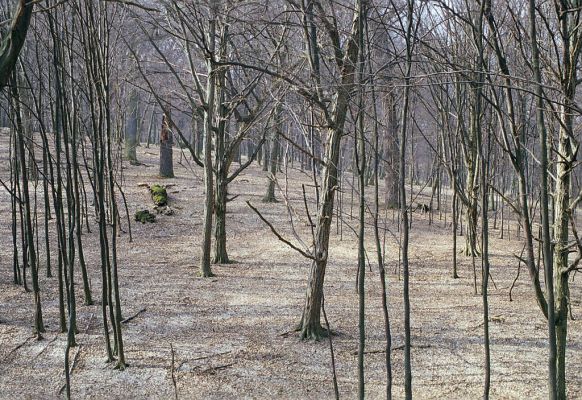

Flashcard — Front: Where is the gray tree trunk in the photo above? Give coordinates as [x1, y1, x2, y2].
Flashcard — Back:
[263, 103, 281, 203]
[300, 0, 365, 340]
[200, 18, 216, 278]
[384, 95, 399, 208]
[159, 113, 174, 178]
[125, 90, 138, 165]
[553, 98, 574, 400]
[527, 0, 557, 396]
[0, 0, 34, 88]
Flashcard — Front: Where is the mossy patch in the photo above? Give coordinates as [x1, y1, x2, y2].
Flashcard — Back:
[150, 184, 168, 206]
[134, 210, 156, 223]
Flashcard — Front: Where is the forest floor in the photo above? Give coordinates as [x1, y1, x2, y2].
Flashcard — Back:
[1, 143, 581, 399]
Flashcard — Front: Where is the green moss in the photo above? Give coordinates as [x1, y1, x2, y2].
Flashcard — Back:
[150, 184, 168, 206]
[134, 210, 156, 224]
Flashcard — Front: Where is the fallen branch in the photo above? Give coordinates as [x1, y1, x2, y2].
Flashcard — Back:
[58, 346, 82, 395]
[470, 315, 505, 330]
[200, 362, 236, 375]
[33, 334, 59, 361]
[191, 350, 232, 361]
[392, 344, 431, 351]
[3, 335, 35, 361]
[351, 349, 388, 355]
[122, 308, 147, 324]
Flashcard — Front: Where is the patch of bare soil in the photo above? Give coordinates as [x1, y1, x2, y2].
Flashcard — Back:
[0, 144, 581, 399]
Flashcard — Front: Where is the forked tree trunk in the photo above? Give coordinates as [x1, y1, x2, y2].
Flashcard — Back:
[299, 1, 365, 340]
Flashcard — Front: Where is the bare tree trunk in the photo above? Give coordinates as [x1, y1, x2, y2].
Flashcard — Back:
[263, 103, 281, 203]
[0, 0, 34, 88]
[356, 7, 366, 396]
[159, 113, 174, 178]
[300, 1, 365, 340]
[452, 190, 459, 278]
[384, 94, 399, 208]
[125, 90, 138, 165]
[528, 0, 557, 396]
[12, 79, 45, 337]
[200, 18, 216, 278]
[400, 2, 414, 397]
[553, 98, 574, 400]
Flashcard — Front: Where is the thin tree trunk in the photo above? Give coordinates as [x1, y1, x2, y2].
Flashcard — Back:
[528, 1, 557, 396]
[200, 17, 216, 278]
[400, 2, 414, 396]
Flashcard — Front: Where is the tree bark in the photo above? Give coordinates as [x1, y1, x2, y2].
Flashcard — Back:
[0, 0, 33, 88]
[384, 94, 399, 208]
[527, 0, 557, 396]
[200, 18, 216, 278]
[300, 1, 365, 340]
[263, 103, 281, 203]
[159, 113, 174, 178]
[125, 90, 138, 165]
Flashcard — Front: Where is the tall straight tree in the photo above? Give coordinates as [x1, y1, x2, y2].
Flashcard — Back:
[528, 0, 557, 397]
[550, 2, 582, 396]
[200, 9, 217, 277]
[125, 90, 139, 165]
[398, 1, 414, 397]
[355, 2, 367, 398]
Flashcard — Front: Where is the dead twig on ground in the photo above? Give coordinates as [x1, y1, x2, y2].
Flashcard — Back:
[33, 334, 59, 360]
[191, 350, 232, 361]
[200, 362, 236, 375]
[3, 335, 35, 362]
[392, 344, 431, 351]
[58, 346, 82, 395]
[122, 308, 147, 324]
[351, 349, 388, 355]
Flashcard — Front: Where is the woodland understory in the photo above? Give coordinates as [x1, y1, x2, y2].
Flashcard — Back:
[1, 0, 582, 399]
[1, 144, 580, 399]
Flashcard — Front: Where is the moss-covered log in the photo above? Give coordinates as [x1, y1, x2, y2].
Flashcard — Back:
[134, 210, 156, 224]
[150, 184, 168, 206]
